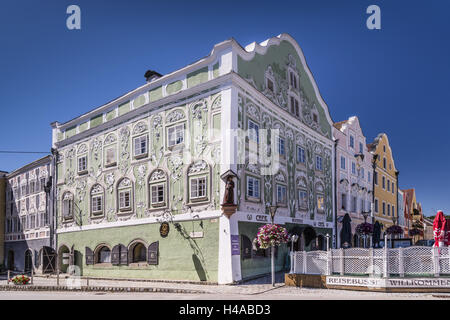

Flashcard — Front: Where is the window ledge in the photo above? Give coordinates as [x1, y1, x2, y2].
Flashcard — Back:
[134, 153, 148, 160]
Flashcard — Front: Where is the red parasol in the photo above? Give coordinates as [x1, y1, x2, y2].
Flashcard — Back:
[433, 210, 446, 247]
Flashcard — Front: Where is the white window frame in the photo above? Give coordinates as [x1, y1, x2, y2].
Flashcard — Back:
[167, 123, 185, 147]
[91, 195, 103, 215]
[190, 176, 207, 200]
[150, 183, 165, 206]
[276, 184, 287, 205]
[317, 194, 325, 213]
[298, 189, 308, 210]
[277, 137, 285, 156]
[247, 120, 259, 143]
[246, 176, 260, 199]
[78, 155, 88, 174]
[133, 134, 148, 158]
[119, 190, 131, 211]
[297, 146, 305, 163]
[340, 156, 346, 170]
[104, 145, 117, 167]
[316, 156, 323, 171]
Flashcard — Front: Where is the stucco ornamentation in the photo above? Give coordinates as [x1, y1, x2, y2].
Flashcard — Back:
[188, 160, 208, 174]
[246, 103, 260, 121]
[166, 110, 185, 123]
[66, 148, 75, 160]
[191, 100, 207, 120]
[133, 121, 148, 135]
[91, 184, 103, 195]
[275, 172, 286, 183]
[119, 126, 130, 174]
[105, 172, 115, 193]
[150, 169, 166, 181]
[90, 137, 103, 161]
[77, 144, 87, 155]
[136, 164, 147, 187]
[211, 95, 221, 110]
[118, 177, 131, 188]
[76, 179, 87, 203]
[104, 133, 117, 145]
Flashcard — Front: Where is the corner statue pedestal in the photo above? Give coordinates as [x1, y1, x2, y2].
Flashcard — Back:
[221, 203, 237, 218]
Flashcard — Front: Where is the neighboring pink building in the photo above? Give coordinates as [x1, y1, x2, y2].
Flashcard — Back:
[333, 117, 373, 247]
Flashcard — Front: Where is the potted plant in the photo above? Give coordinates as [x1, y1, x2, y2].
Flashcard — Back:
[386, 225, 403, 235]
[11, 275, 30, 285]
[256, 224, 289, 249]
[356, 222, 374, 235]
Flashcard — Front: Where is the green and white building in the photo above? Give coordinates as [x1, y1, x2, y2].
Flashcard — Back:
[50, 33, 335, 283]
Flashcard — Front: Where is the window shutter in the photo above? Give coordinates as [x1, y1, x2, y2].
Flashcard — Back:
[69, 245, 75, 265]
[85, 247, 94, 265]
[147, 241, 159, 265]
[111, 245, 120, 265]
[241, 235, 252, 260]
[119, 244, 128, 265]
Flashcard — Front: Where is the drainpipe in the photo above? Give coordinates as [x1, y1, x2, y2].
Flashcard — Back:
[371, 154, 378, 226]
[395, 170, 399, 227]
[50, 148, 58, 252]
[333, 139, 338, 249]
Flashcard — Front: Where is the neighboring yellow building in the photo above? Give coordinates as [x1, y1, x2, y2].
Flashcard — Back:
[368, 133, 399, 233]
[0, 170, 7, 265]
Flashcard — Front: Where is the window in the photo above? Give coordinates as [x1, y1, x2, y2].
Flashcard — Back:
[387, 179, 390, 191]
[317, 195, 325, 213]
[360, 199, 364, 213]
[90, 184, 104, 216]
[133, 135, 148, 158]
[62, 192, 74, 220]
[297, 146, 305, 163]
[340, 156, 346, 170]
[290, 71, 298, 89]
[247, 176, 260, 199]
[267, 78, 274, 92]
[368, 172, 371, 183]
[375, 199, 379, 213]
[382, 176, 386, 189]
[313, 113, 318, 123]
[387, 204, 391, 216]
[276, 185, 287, 205]
[277, 137, 285, 156]
[383, 157, 386, 169]
[316, 156, 323, 171]
[190, 177, 207, 200]
[21, 184, 26, 197]
[248, 120, 259, 143]
[359, 142, 363, 154]
[78, 155, 88, 174]
[298, 190, 307, 210]
[351, 162, 356, 175]
[349, 135, 354, 148]
[392, 205, 395, 216]
[392, 182, 395, 194]
[151, 184, 165, 204]
[40, 178, 46, 192]
[30, 181, 35, 194]
[167, 123, 185, 147]
[131, 242, 146, 263]
[117, 178, 132, 212]
[374, 171, 378, 185]
[382, 202, 386, 215]
[361, 168, 365, 179]
[290, 96, 299, 117]
[97, 246, 111, 264]
[351, 196, 357, 212]
[105, 146, 117, 167]
[341, 193, 347, 210]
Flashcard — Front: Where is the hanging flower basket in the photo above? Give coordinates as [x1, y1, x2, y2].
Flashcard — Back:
[256, 224, 289, 249]
[386, 225, 403, 235]
[355, 222, 374, 235]
[11, 275, 30, 285]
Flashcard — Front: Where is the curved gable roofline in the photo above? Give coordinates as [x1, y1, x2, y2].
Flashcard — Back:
[233, 33, 334, 128]
[370, 132, 398, 172]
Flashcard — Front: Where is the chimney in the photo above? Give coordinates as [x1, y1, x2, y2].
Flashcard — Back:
[144, 70, 162, 83]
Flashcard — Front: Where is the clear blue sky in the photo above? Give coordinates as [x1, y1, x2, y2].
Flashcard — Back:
[0, 0, 449, 216]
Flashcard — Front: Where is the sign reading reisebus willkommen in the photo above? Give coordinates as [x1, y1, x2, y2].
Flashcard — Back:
[327, 276, 450, 288]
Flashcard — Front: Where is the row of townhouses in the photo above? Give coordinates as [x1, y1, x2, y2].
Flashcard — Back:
[0, 34, 423, 283]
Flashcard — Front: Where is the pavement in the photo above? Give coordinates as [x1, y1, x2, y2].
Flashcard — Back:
[0, 272, 446, 299]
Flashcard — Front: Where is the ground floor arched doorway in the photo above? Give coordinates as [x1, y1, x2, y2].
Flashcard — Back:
[58, 245, 70, 273]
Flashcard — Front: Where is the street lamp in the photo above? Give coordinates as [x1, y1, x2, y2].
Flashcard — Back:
[268, 205, 278, 287]
[361, 211, 370, 248]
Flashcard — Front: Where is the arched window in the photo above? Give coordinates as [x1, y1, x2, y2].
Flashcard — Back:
[148, 169, 167, 208]
[316, 183, 325, 214]
[297, 176, 308, 212]
[117, 178, 133, 212]
[62, 192, 74, 221]
[90, 184, 104, 216]
[130, 242, 147, 263]
[104, 133, 118, 167]
[275, 171, 287, 206]
[96, 246, 111, 264]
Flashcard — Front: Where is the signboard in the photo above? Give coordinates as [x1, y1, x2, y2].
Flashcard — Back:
[189, 231, 204, 238]
[231, 235, 240, 255]
[160, 222, 170, 238]
[326, 276, 450, 289]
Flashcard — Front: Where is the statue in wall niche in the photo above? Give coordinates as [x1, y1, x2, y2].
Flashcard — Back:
[223, 176, 235, 205]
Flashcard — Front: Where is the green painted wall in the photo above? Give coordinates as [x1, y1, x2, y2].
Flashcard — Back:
[58, 219, 220, 281]
[213, 62, 220, 79]
[166, 80, 183, 95]
[106, 109, 116, 121]
[149, 86, 162, 102]
[133, 94, 146, 109]
[187, 67, 209, 88]
[118, 101, 130, 116]
[65, 126, 76, 139]
[90, 114, 103, 128]
[237, 40, 332, 138]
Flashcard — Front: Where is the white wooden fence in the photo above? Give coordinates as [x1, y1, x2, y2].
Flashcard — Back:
[290, 246, 450, 277]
